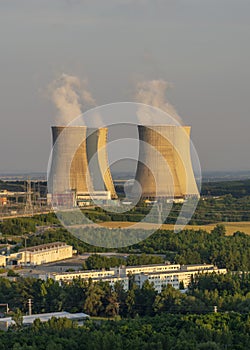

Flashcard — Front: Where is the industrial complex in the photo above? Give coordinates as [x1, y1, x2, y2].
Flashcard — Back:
[48, 124, 199, 207]
[0, 240, 227, 293]
[0, 123, 199, 215]
[37, 262, 226, 293]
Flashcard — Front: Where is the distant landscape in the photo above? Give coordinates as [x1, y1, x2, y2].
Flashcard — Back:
[1, 169, 250, 182]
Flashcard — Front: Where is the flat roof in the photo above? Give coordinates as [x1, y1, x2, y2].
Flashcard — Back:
[119, 263, 180, 269]
[181, 264, 214, 267]
[0, 312, 89, 325]
[52, 269, 115, 276]
[138, 267, 220, 277]
[20, 242, 70, 253]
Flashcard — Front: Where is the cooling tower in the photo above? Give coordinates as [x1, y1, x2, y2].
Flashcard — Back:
[49, 126, 117, 199]
[134, 125, 199, 199]
[86, 127, 117, 199]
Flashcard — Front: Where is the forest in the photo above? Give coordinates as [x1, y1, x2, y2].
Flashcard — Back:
[0, 179, 250, 348]
[0, 272, 249, 317]
[0, 312, 250, 350]
[201, 179, 250, 198]
[1, 219, 250, 271]
[19, 224, 250, 271]
[0, 272, 249, 349]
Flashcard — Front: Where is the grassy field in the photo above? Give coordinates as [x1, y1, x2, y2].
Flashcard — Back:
[99, 221, 250, 235]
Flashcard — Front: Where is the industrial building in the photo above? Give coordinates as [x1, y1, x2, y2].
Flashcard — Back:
[111, 263, 181, 276]
[0, 255, 6, 267]
[0, 191, 7, 206]
[51, 268, 116, 281]
[134, 264, 227, 292]
[49, 126, 117, 207]
[0, 190, 27, 206]
[41, 263, 226, 292]
[47, 269, 129, 291]
[133, 125, 199, 199]
[48, 124, 199, 206]
[8, 242, 73, 266]
[0, 311, 90, 331]
[75, 191, 111, 207]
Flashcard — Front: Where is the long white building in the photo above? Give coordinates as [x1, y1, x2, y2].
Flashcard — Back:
[51, 269, 116, 281]
[43, 263, 226, 292]
[47, 269, 129, 291]
[134, 264, 227, 292]
[111, 263, 181, 276]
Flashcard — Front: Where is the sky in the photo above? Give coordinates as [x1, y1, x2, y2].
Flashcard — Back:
[0, 0, 249, 174]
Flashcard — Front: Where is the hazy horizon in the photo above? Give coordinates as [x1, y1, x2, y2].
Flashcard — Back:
[0, 0, 250, 173]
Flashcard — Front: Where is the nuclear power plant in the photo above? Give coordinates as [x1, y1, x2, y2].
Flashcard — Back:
[134, 125, 199, 199]
[48, 124, 199, 207]
[48, 126, 117, 207]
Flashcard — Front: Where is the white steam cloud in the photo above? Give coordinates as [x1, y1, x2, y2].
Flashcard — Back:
[135, 79, 182, 124]
[50, 73, 96, 124]
[49, 75, 181, 125]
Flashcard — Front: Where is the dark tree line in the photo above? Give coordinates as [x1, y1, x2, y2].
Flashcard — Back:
[24, 225, 250, 271]
[1, 217, 249, 271]
[82, 253, 164, 270]
[2, 222, 249, 271]
[0, 312, 249, 349]
[120, 225, 250, 271]
[0, 272, 249, 317]
[201, 179, 250, 198]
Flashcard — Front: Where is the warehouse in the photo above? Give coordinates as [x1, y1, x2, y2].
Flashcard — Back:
[8, 242, 73, 266]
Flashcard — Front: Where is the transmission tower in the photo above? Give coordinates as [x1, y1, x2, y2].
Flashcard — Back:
[157, 201, 163, 224]
[24, 178, 33, 215]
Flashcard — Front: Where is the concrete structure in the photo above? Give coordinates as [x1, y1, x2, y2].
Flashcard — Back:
[0, 255, 6, 267]
[180, 264, 216, 271]
[48, 269, 129, 291]
[111, 263, 181, 276]
[51, 268, 116, 281]
[86, 127, 117, 199]
[0, 190, 27, 205]
[0, 195, 7, 206]
[0, 312, 89, 331]
[49, 126, 117, 204]
[134, 125, 199, 199]
[41, 263, 226, 293]
[134, 264, 227, 292]
[8, 242, 73, 266]
[76, 191, 111, 207]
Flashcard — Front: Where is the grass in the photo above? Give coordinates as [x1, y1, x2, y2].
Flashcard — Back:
[98, 221, 250, 235]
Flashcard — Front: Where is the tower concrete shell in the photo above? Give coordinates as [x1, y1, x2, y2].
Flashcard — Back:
[49, 126, 117, 199]
[86, 128, 117, 199]
[134, 125, 199, 199]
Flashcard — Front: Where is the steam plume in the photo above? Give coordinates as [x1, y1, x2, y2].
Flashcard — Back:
[135, 79, 182, 123]
[50, 73, 96, 124]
